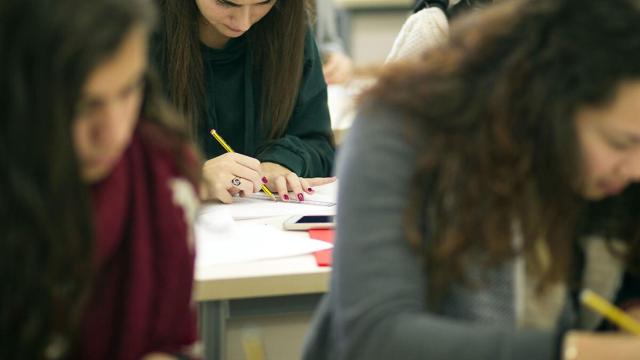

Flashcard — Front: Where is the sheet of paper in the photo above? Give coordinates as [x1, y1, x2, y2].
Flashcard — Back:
[199, 181, 338, 220]
[195, 208, 333, 267]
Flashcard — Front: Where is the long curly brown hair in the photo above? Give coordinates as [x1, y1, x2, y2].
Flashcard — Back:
[367, 0, 640, 304]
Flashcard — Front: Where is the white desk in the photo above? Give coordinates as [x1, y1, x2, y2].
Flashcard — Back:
[195, 217, 331, 360]
[190, 84, 351, 357]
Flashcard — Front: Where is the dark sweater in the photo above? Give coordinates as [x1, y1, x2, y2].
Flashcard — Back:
[197, 30, 335, 177]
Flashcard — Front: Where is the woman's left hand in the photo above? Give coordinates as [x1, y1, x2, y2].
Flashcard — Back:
[261, 162, 336, 202]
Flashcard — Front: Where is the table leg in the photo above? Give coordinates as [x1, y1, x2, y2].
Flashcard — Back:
[199, 300, 229, 360]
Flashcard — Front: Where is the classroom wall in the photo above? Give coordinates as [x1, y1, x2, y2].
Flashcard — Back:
[336, 0, 413, 65]
[349, 11, 411, 65]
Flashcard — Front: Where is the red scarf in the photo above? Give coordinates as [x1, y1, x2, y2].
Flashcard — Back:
[75, 123, 198, 359]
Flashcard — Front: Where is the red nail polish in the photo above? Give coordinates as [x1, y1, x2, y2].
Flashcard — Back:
[307, 187, 313, 192]
[283, 194, 290, 200]
[297, 193, 304, 201]
[262, 177, 268, 184]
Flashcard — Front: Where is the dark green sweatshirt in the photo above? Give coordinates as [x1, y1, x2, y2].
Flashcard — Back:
[197, 30, 335, 177]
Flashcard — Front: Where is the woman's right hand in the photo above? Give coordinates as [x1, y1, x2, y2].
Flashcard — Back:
[563, 331, 640, 360]
[201, 153, 266, 203]
[323, 52, 353, 85]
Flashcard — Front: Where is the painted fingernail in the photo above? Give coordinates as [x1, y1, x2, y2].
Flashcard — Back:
[307, 187, 314, 192]
[297, 193, 304, 202]
[283, 194, 290, 201]
[261, 177, 268, 184]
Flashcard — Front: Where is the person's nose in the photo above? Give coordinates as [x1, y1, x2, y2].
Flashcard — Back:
[620, 151, 640, 183]
[230, 6, 251, 32]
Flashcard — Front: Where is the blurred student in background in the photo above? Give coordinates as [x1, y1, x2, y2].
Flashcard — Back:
[305, 0, 640, 359]
[387, 0, 493, 62]
[313, 0, 354, 85]
[0, 0, 200, 358]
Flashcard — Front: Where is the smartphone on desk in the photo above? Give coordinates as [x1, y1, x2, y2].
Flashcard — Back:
[283, 215, 335, 231]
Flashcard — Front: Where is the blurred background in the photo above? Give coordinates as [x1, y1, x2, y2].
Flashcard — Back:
[334, 0, 412, 65]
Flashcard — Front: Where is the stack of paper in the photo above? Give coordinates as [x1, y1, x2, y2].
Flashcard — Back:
[195, 208, 333, 267]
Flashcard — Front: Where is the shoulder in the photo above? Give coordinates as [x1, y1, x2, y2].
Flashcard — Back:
[303, 27, 321, 64]
[338, 101, 417, 177]
[297, 28, 327, 95]
[387, 7, 449, 62]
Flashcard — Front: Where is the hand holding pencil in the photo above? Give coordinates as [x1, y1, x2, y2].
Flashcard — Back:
[581, 289, 640, 335]
[559, 289, 640, 360]
[210, 129, 276, 201]
[210, 129, 336, 202]
[199, 130, 273, 203]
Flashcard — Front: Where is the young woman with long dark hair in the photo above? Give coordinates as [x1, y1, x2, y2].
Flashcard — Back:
[0, 0, 200, 358]
[154, 0, 336, 203]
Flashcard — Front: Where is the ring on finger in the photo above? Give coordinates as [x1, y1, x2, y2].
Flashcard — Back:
[231, 177, 242, 187]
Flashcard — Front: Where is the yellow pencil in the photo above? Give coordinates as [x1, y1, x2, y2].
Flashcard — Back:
[581, 289, 640, 335]
[210, 129, 276, 200]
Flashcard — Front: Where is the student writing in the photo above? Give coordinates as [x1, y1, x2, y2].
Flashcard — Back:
[154, 0, 336, 203]
[304, 0, 640, 359]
